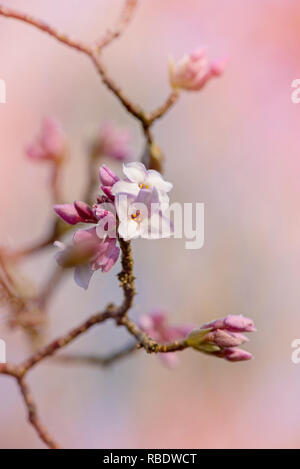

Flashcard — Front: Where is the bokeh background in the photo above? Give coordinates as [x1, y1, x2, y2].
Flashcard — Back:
[0, 0, 300, 449]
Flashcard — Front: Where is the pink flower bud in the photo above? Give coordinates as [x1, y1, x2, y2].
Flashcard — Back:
[99, 165, 119, 187]
[53, 204, 82, 225]
[101, 186, 115, 201]
[223, 315, 256, 332]
[74, 201, 97, 223]
[202, 315, 256, 333]
[26, 117, 66, 163]
[169, 48, 225, 92]
[204, 329, 245, 348]
[222, 348, 253, 362]
[54, 202, 98, 225]
[96, 123, 131, 161]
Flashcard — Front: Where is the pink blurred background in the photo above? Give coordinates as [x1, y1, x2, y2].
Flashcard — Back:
[1, 0, 300, 449]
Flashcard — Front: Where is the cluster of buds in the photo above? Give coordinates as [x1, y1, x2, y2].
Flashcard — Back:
[169, 48, 225, 92]
[186, 315, 256, 362]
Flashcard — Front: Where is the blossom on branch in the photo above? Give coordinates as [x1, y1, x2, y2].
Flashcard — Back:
[54, 197, 119, 288]
[115, 188, 173, 240]
[26, 117, 67, 163]
[94, 122, 131, 161]
[169, 48, 225, 92]
[55, 226, 120, 289]
[54, 162, 174, 287]
[112, 162, 173, 205]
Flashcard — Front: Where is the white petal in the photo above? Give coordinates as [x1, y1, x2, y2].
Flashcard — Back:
[158, 191, 170, 209]
[123, 162, 147, 184]
[142, 212, 173, 239]
[111, 180, 139, 197]
[146, 170, 173, 192]
[74, 265, 94, 289]
[118, 220, 139, 240]
[115, 192, 136, 221]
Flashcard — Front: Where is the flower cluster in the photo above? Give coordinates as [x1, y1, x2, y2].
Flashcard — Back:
[169, 48, 225, 92]
[186, 315, 256, 362]
[54, 162, 173, 288]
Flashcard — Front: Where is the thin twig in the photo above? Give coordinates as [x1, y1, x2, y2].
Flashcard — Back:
[0, 3, 177, 138]
[37, 266, 66, 310]
[95, 0, 139, 50]
[119, 315, 188, 353]
[55, 342, 138, 368]
[18, 378, 60, 449]
[117, 237, 136, 316]
[0, 4, 146, 124]
[148, 91, 180, 125]
[20, 309, 114, 375]
[0, 5, 90, 53]
[0, 364, 59, 449]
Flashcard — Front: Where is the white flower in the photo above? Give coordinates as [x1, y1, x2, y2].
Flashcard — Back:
[115, 188, 173, 241]
[112, 162, 172, 206]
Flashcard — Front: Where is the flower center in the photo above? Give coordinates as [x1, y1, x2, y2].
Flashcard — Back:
[131, 210, 142, 223]
[139, 183, 150, 189]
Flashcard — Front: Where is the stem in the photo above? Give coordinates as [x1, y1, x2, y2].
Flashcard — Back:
[18, 378, 60, 449]
[95, 0, 139, 50]
[20, 309, 113, 375]
[117, 238, 136, 316]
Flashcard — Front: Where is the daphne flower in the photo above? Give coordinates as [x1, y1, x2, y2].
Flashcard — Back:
[112, 162, 172, 206]
[140, 311, 194, 368]
[115, 188, 173, 240]
[169, 48, 225, 92]
[26, 117, 66, 163]
[186, 314, 256, 362]
[95, 122, 131, 161]
[55, 227, 120, 289]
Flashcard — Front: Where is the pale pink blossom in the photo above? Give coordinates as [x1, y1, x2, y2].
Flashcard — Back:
[112, 162, 172, 206]
[26, 117, 66, 162]
[140, 311, 194, 368]
[55, 227, 120, 289]
[115, 188, 173, 240]
[96, 122, 131, 161]
[169, 48, 225, 92]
